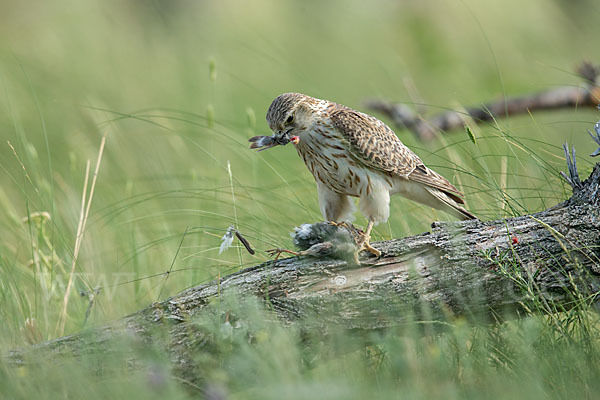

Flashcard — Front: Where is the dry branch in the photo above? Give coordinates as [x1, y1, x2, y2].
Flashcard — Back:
[366, 62, 600, 141]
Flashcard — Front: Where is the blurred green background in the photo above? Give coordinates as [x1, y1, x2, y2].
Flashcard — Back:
[1, 0, 599, 398]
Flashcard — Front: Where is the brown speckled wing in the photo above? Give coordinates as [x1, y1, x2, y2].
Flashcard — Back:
[408, 164, 465, 203]
[330, 105, 466, 201]
[330, 106, 419, 177]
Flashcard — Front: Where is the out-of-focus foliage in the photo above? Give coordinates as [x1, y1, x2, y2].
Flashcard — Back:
[0, 0, 599, 398]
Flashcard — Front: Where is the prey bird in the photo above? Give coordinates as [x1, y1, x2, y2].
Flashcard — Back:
[252, 92, 476, 261]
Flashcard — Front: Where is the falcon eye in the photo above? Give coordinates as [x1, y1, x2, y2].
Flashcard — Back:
[286, 115, 294, 124]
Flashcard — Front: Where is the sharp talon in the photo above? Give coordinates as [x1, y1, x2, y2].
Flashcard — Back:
[353, 243, 381, 265]
[355, 219, 381, 263]
[363, 242, 382, 258]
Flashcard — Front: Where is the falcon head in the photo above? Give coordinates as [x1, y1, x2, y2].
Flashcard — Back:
[265, 92, 320, 146]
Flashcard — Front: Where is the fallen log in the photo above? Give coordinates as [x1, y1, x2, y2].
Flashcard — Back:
[7, 157, 600, 385]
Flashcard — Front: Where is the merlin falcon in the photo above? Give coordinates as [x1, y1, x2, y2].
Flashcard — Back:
[252, 92, 476, 260]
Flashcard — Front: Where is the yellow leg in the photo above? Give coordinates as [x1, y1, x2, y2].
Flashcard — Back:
[364, 220, 374, 237]
[354, 220, 381, 263]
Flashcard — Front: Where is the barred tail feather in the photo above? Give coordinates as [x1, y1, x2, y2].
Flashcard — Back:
[424, 187, 477, 221]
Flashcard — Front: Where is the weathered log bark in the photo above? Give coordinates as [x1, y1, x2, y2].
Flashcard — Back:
[7, 163, 600, 383]
[365, 62, 600, 141]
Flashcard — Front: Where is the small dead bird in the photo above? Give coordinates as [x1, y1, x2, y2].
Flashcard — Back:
[248, 132, 299, 151]
[267, 222, 372, 264]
